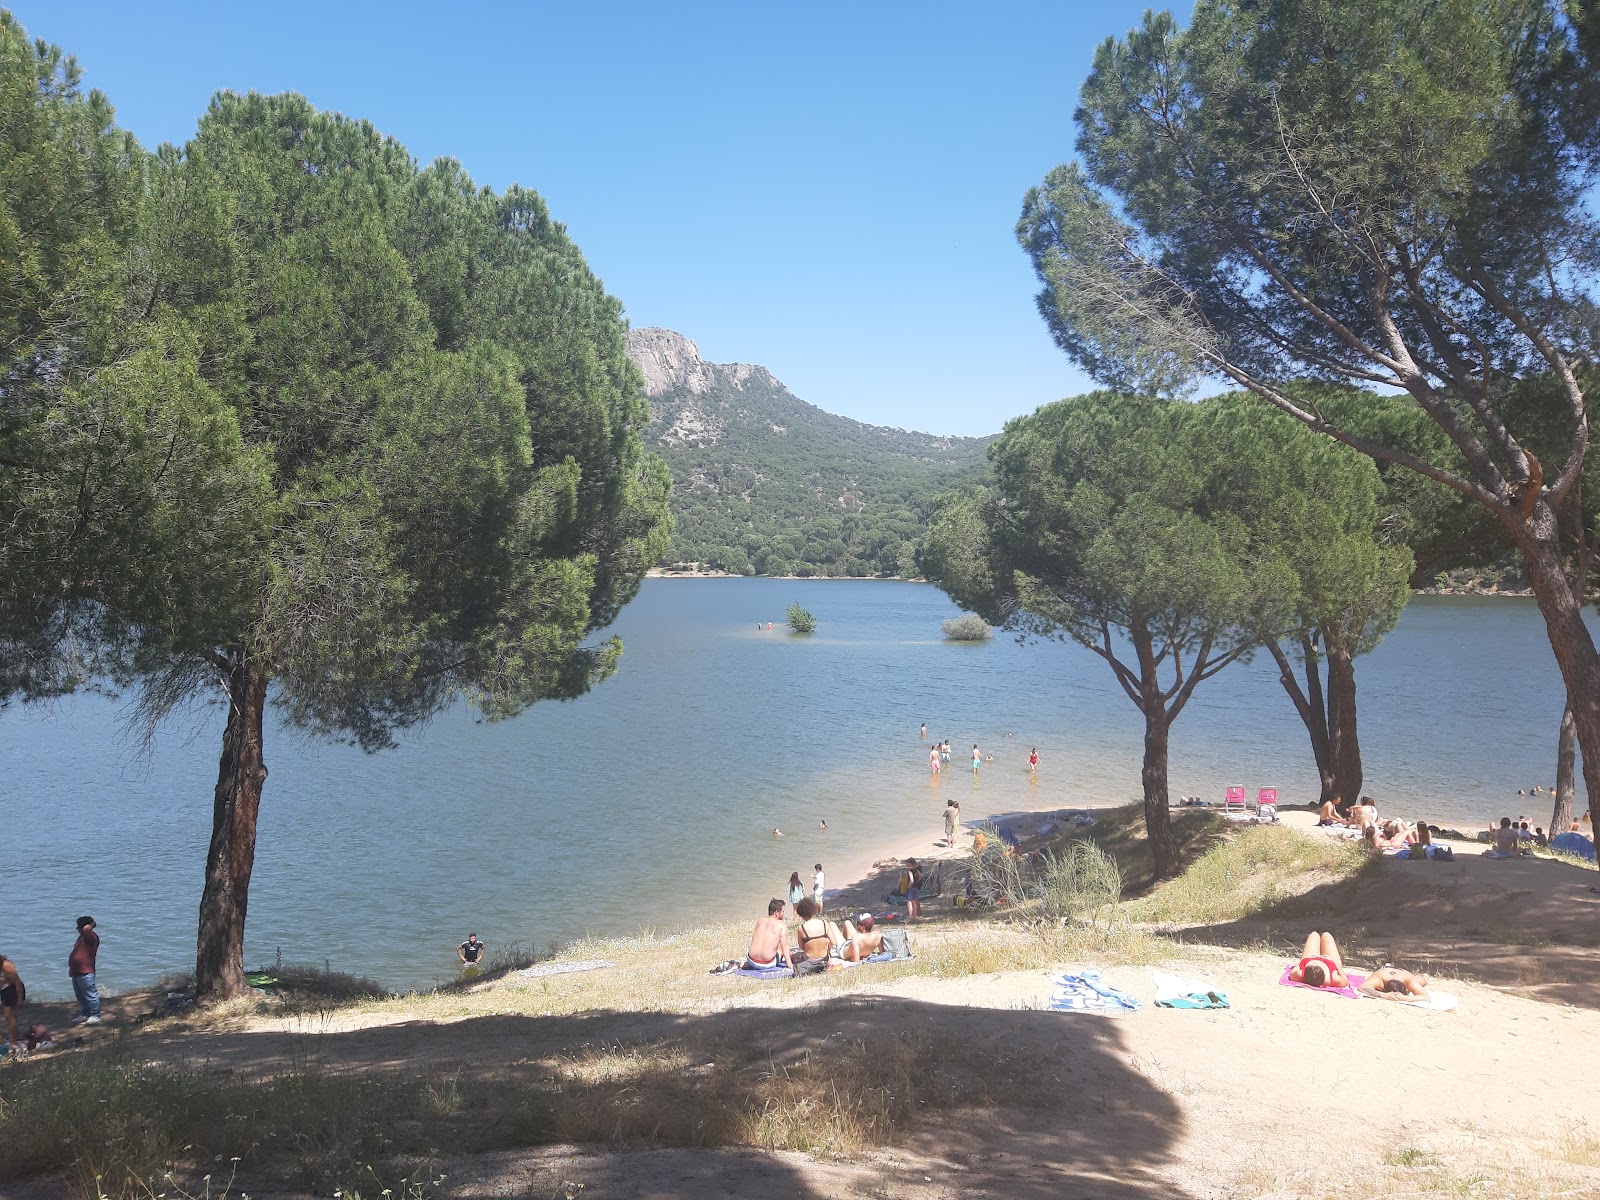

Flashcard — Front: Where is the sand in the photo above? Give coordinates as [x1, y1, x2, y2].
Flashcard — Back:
[9, 812, 1598, 1200]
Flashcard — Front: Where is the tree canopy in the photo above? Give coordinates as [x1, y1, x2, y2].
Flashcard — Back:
[1019, 0, 1600, 805]
[0, 15, 670, 998]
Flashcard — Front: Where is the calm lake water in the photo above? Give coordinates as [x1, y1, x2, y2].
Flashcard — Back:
[1, 580, 1588, 998]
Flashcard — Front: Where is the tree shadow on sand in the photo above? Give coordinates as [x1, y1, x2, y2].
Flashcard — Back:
[58, 994, 1195, 1200]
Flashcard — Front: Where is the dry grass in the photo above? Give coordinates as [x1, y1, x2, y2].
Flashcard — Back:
[1128, 823, 1368, 925]
[547, 1016, 1052, 1156]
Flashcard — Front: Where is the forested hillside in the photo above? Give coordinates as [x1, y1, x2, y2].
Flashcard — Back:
[628, 329, 991, 576]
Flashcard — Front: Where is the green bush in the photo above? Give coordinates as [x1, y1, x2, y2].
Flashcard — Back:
[941, 613, 992, 641]
[785, 602, 816, 633]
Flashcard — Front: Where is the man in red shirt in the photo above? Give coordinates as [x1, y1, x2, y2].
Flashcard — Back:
[69, 916, 100, 1025]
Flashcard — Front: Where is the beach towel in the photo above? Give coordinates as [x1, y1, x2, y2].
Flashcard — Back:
[517, 959, 615, 980]
[1361, 989, 1459, 1012]
[1049, 970, 1141, 1015]
[734, 963, 793, 980]
[1278, 964, 1365, 999]
[1152, 970, 1231, 1009]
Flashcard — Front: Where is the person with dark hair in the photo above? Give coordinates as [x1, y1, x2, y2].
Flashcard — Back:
[457, 933, 485, 970]
[901, 858, 924, 921]
[1287, 931, 1350, 989]
[0, 952, 24, 1050]
[69, 916, 100, 1025]
[1359, 965, 1432, 1002]
[1487, 817, 1521, 858]
[787, 872, 806, 908]
[745, 899, 793, 971]
[793, 895, 843, 970]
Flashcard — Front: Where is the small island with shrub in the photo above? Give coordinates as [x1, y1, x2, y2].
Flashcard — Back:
[942, 613, 993, 641]
[786, 602, 817, 634]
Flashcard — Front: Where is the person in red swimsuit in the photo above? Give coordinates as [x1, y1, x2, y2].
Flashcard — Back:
[1287, 931, 1350, 989]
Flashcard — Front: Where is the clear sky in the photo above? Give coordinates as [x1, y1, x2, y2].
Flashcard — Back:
[12, 1, 1191, 437]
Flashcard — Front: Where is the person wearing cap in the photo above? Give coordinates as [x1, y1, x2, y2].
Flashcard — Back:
[69, 916, 100, 1025]
[840, 913, 884, 962]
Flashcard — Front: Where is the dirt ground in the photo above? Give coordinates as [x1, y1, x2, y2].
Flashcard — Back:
[9, 819, 1600, 1200]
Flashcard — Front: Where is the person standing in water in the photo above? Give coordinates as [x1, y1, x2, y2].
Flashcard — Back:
[930, 746, 942, 775]
[971, 744, 982, 774]
[940, 740, 951, 765]
[920, 722, 927, 740]
[1028, 747, 1039, 775]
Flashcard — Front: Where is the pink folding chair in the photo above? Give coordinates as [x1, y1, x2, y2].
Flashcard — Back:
[1224, 785, 1247, 812]
[1255, 786, 1279, 820]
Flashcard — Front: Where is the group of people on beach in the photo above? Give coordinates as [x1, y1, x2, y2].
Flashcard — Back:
[743, 897, 885, 973]
[1314, 795, 1454, 858]
[1, 916, 102, 1055]
[1287, 931, 1434, 1001]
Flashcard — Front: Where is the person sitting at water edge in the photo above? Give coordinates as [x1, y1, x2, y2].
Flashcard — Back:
[745, 899, 793, 971]
[841, 913, 885, 962]
[1317, 797, 1344, 826]
[1288, 931, 1351, 989]
[1359, 965, 1432, 1002]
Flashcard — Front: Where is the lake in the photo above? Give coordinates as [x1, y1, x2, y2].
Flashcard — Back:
[0, 580, 1586, 998]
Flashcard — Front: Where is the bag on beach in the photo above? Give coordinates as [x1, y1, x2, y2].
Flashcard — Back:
[879, 928, 912, 960]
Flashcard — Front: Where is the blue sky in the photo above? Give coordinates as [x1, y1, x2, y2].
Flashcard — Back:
[14, 1, 1190, 437]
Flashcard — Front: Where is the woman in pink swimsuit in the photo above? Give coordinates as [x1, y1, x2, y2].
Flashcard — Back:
[1287, 931, 1350, 989]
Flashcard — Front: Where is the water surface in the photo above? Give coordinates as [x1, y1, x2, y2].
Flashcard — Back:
[1, 581, 1584, 997]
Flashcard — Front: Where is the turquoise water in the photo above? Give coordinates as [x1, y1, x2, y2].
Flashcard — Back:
[0, 580, 1586, 997]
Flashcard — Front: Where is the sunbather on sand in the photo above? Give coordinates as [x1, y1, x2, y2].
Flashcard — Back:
[1317, 799, 1345, 826]
[1288, 931, 1351, 989]
[1375, 819, 1412, 849]
[1359, 965, 1432, 1002]
[745, 899, 793, 971]
[841, 913, 885, 962]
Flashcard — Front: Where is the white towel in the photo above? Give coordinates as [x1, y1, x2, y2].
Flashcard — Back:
[1152, 970, 1218, 1003]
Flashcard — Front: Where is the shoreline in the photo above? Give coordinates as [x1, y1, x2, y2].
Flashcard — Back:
[647, 571, 1535, 597]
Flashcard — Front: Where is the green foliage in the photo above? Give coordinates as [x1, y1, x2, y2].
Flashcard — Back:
[785, 602, 816, 634]
[639, 346, 988, 577]
[941, 613, 993, 641]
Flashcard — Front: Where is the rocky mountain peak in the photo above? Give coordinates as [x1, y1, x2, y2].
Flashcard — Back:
[627, 327, 757, 398]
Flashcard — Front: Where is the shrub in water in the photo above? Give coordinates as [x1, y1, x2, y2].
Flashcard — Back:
[941, 613, 992, 641]
[785, 602, 816, 633]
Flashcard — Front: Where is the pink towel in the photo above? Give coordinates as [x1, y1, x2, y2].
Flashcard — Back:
[1278, 963, 1365, 999]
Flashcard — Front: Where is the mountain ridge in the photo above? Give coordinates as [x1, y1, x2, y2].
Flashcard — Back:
[626, 328, 992, 577]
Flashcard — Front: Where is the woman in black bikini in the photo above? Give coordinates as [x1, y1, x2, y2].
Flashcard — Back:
[0, 953, 24, 1051]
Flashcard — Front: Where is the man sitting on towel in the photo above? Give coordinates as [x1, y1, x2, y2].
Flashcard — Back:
[745, 898, 794, 971]
[1359, 965, 1432, 1002]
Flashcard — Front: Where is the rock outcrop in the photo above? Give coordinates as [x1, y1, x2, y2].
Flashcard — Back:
[626, 327, 758, 400]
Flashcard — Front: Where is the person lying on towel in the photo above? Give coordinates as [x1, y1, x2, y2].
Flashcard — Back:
[840, 913, 885, 962]
[745, 898, 794, 971]
[1288, 931, 1351, 989]
[1359, 965, 1432, 1002]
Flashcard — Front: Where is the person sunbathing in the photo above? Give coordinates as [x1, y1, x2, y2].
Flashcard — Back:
[744, 898, 793, 971]
[1316, 798, 1345, 826]
[1374, 819, 1412, 849]
[840, 913, 885, 962]
[792, 896, 843, 964]
[1359, 966, 1432, 1002]
[1487, 817, 1522, 857]
[1288, 931, 1351, 989]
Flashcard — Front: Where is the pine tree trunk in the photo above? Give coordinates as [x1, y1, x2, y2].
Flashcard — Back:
[1514, 518, 1600, 815]
[1552, 700, 1576, 837]
[196, 654, 269, 1001]
[1325, 647, 1363, 807]
[1267, 638, 1336, 803]
[1141, 709, 1179, 879]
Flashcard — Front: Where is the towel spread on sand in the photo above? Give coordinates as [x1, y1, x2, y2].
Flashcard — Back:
[1277, 964, 1366, 998]
[1360, 988, 1460, 1011]
[734, 963, 794, 980]
[1049, 970, 1141, 1014]
[1152, 970, 1231, 1009]
[516, 959, 615, 980]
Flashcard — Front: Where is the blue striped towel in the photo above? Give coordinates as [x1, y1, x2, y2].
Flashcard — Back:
[1049, 969, 1141, 1014]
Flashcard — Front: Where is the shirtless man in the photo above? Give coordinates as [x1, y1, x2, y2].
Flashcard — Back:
[0, 952, 24, 1050]
[1359, 965, 1432, 1002]
[840, 913, 885, 962]
[745, 899, 793, 971]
